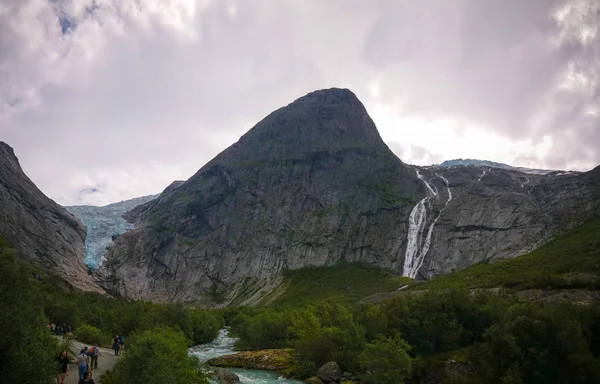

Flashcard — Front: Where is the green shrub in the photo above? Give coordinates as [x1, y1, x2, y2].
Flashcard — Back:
[101, 327, 209, 384]
[358, 334, 412, 384]
[76, 324, 107, 346]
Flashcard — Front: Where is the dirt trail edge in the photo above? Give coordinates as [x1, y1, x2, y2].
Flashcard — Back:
[64, 340, 120, 384]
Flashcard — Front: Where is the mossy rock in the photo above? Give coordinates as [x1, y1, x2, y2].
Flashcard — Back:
[208, 349, 296, 376]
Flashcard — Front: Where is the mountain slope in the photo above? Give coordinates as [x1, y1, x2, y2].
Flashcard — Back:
[65, 194, 158, 269]
[97, 89, 600, 305]
[98, 88, 424, 303]
[409, 215, 600, 291]
[0, 142, 103, 292]
[411, 164, 599, 279]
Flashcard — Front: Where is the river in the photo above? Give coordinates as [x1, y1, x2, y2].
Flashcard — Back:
[189, 329, 303, 384]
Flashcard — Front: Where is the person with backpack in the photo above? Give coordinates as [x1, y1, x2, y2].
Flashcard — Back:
[55, 350, 70, 384]
[77, 349, 89, 380]
[88, 344, 101, 370]
[112, 335, 120, 356]
[119, 335, 124, 355]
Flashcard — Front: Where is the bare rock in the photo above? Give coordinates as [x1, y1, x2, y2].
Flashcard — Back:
[0, 142, 103, 293]
[316, 361, 343, 382]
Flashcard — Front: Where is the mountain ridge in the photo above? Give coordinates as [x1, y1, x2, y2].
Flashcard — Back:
[96, 88, 600, 305]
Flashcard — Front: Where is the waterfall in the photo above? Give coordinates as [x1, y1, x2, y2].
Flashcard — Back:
[477, 169, 488, 182]
[402, 171, 452, 279]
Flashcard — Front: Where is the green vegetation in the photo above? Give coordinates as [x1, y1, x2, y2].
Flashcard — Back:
[268, 263, 412, 307]
[75, 324, 106, 345]
[101, 327, 209, 384]
[0, 238, 223, 384]
[3, 215, 600, 383]
[228, 290, 600, 383]
[412, 217, 600, 291]
[0, 248, 59, 384]
[358, 334, 412, 384]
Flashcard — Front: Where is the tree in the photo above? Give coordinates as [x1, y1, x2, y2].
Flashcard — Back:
[358, 334, 412, 384]
[0, 252, 59, 384]
[102, 327, 209, 384]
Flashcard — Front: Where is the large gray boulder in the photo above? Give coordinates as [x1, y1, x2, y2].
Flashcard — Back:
[316, 361, 343, 382]
[213, 367, 240, 384]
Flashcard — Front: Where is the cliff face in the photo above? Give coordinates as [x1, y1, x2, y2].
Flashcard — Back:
[98, 88, 423, 303]
[410, 166, 599, 279]
[97, 89, 600, 304]
[0, 142, 103, 292]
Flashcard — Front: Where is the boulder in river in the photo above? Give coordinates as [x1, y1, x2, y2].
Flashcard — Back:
[213, 367, 240, 384]
[316, 361, 343, 382]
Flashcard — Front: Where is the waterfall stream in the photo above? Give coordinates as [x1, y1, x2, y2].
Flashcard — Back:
[402, 171, 452, 279]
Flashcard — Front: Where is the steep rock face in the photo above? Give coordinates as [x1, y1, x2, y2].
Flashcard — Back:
[98, 88, 423, 303]
[0, 142, 103, 292]
[409, 166, 599, 279]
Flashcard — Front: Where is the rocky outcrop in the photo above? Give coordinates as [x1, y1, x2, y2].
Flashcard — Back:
[97, 88, 600, 304]
[207, 349, 296, 375]
[0, 142, 103, 292]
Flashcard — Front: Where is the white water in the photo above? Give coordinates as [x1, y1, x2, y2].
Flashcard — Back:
[477, 169, 488, 182]
[402, 171, 452, 279]
[189, 329, 302, 384]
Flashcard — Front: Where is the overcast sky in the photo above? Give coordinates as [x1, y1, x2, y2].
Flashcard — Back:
[1, 0, 599, 206]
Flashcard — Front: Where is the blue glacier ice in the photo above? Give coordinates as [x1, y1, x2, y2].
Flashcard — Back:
[65, 195, 157, 269]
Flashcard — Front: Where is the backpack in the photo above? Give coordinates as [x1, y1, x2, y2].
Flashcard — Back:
[87, 347, 95, 356]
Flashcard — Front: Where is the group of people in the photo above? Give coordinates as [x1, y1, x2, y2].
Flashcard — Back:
[55, 344, 102, 384]
[49, 322, 73, 337]
[112, 335, 125, 356]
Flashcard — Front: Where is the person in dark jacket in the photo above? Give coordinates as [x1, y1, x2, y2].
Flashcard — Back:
[112, 335, 120, 356]
[78, 370, 95, 384]
[56, 350, 70, 384]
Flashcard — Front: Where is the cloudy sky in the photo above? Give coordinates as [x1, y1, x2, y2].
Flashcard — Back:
[1, 0, 599, 206]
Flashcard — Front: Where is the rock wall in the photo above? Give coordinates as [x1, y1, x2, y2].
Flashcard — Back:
[0, 142, 104, 292]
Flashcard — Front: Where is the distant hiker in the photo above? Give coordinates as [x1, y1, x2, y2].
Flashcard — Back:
[77, 349, 89, 380]
[78, 370, 95, 384]
[55, 350, 70, 384]
[57, 325, 63, 336]
[67, 325, 73, 336]
[112, 335, 120, 356]
[119, 335, 125, 355]
[88, 344, 101, 370]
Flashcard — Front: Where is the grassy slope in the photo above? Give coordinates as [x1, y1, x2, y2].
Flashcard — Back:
[412, 217, 600, 291]
[265, 262, 412, 306]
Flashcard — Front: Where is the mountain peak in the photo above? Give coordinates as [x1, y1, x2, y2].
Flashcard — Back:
[214, 88, 388, 168]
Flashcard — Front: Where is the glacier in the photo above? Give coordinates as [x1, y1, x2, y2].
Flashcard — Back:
[65, 195, 157, 269]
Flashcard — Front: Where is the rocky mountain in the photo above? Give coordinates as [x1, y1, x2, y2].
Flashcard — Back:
[97, 88, 424, 303]
[66, 194, 158, 269]
[0, 142, 103, 292]
[438, 158, 576, 176]
[97, 88, 600, 305]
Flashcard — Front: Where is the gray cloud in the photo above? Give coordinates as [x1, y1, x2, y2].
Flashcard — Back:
[1, 0, 599, 205]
